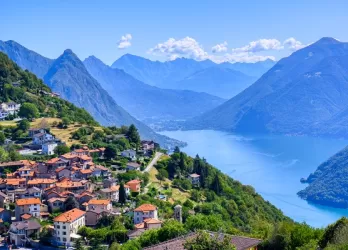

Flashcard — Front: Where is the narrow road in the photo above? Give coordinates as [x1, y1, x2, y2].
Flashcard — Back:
[143, 152, 163, 173]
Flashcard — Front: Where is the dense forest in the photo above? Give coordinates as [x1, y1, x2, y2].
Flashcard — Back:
[0, 52, 97, 125]
[298, 146, 348, 208]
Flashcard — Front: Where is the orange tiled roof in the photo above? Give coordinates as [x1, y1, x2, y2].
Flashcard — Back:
[79, 155, 92, 161]
[144, 218, 162, 224]
[80, 169, 92, 174]
[56, 180, 84, 188]
[48, 197, 66, 203]
[127, 180, 142, 186]
[6, 178, 26, 186]
[53, 208, 85, 223]
[55, 167, 66, 173]
[28, 179, 56, 185]
[47, 158, 60, 164]
[61, 153, 78, 159]
[21, 214, 32, 220]
[88, 199, 110, 205]
[16, 198, 41, 206]
[135, 222, 145, 229]
[134, 204, 157, 212]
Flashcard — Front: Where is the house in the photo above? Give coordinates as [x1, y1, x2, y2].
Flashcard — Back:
[141, 140, 155, 154]
[85, 207, 110, 227]
[20, 187, 42, 199]
[47, 197, 66, 212]
[42, 142, 58, 155]
[1, 102, 21, 115]
[78, 169, 93, 179]
[59, 153, 80, 166]
[56, 167, 71, 179]
[17, 166, 35, 179]
[87, 199, 112, 211]
[121, 149, 136, 160]
[142, 232, 262, 250]
[95, 165, 111, 177]
[9, 220, 41, 246]
[0, 109, 8, 120]
[27, 178, 56, 189]
[5, 178, 26, 191]
[189, 173, 200, 186]
[133, 204, 158, 224]
[53, 208, 85, 245]
[47, 157, 67, 169]
[77, 191, 95, 205]
[32, 132, 54, 145]
[28, 128, 46, 138]
[126, 162, 141, 172]
[15, 198, 42, 221]
[103, 178, 117, 188]
[0, 191, 8, 208]
[127, 179, 142, 193]
[55, 179, 86, 193]
[128, 218, 162, 239]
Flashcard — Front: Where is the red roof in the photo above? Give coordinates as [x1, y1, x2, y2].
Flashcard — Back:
[53, 208, 85, 223]
[16, 198, 41, 206]
[134, 204, 157, 212]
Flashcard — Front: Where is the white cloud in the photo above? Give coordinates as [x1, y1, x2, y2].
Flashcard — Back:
[148, 36, 307, 63]
[232, 39, 283, 53]
[211, 42, 228, 53]
[283, 37, 306, 51]
[148, 37, 208, 60]
[210, 53, 275, 63]
[117, 34, 132, 49]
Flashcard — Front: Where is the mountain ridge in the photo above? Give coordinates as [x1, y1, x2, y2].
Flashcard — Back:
[83, 56, 225, 121]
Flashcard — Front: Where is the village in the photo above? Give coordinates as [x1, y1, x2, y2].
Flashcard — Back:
[0, 130, 172, 248]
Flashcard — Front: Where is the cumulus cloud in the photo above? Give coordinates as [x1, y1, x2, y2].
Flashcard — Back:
[117, 34, 132, 49]
[232, 39, 283, 53]
[283, 37, 306, 51]
[148, 37, 208, 60]
[210, 53, 275, 63]
[211, 42, 228, 53]
[148, 36, 308, 63]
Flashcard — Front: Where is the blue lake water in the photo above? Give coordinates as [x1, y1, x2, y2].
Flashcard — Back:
[160, 130, 348, 228]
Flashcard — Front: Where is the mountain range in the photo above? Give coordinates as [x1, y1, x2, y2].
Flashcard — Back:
[83, 56, 225, 121]
[0, 40, 181, 147]
[185, 37, 348, 138]
[111, 54, 273, 98]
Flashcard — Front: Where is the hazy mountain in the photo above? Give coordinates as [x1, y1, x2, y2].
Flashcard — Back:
[185, 37, 348, 138]
[219, 59, 276, 78]
[0, 40, 181, 147]
[111, 54, 274, 94]
[84, 56, 224, 122]
[111, 54, 215, 87]
[173, 67, 257, 99]
[0, 40, 53, 78]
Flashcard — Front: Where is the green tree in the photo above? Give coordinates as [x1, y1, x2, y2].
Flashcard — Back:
[62, 117, 71, 126]
[18, 102, 39, 120]
[17, 119, 30, 131]
[105, 145, 117, 160]
[126, 124, 140, 145]
[0, 147, 9, 162]
[174, 146, 180, 153]
[109, 242, 121, 250]
[74, 238, 85, 250]
[0, 132, 5, 145]
[119, 182, 127, 204]
[54, 144, 70, 155]
[184, 231, 236, 250]
[64, 196, 79, 211]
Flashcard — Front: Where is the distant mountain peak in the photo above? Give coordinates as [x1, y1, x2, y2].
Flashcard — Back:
[315, 37, 341, 45]
[63, 48, 74, 55]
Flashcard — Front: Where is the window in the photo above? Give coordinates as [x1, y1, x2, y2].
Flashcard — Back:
[63, 232, 66, 235]
[63, 238, 66, 242]
[56, 225, 60, 229]
[63, 226, 66, 229]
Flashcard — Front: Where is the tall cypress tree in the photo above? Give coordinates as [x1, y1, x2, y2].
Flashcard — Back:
[119, 182, 126, 204]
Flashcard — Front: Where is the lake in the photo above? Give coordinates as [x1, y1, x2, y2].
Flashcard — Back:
[160, 130, 348, 228]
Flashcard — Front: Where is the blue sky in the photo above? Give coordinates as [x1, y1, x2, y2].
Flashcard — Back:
[2, 0, 348, 65]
